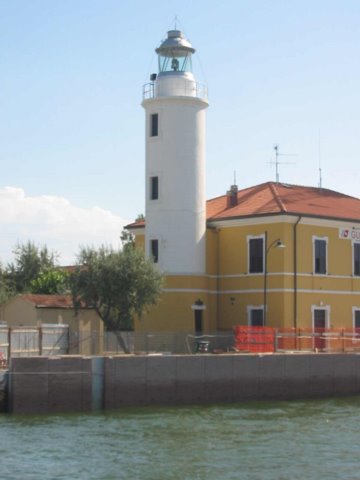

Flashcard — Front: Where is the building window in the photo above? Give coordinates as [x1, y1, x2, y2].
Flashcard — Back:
[354, 243, 360, 276]
[150, 176, 159, 200]
[150, 239, 159, 263]
[314, 237, 327, 274]
[248, 237, 264, 273]
[150, 113, 158, 137]
[248, 307, 264, 327]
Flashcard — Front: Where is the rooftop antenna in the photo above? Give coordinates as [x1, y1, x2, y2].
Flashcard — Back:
[167, 14, 180, 31]
[318, 130, 323, 189]
[269, 144, 297, 183]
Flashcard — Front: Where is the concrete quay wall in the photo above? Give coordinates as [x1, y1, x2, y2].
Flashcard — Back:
[8, 356, 104, 414]
[7, 353, 360, 414]
[104, 353, 360, 409]
[0, 371, 8, 411]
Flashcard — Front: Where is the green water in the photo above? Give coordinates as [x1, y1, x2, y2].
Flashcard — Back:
[1, 398, 360, 480]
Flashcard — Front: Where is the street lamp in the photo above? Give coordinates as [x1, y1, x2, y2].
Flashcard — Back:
[264, 232, 286, 325]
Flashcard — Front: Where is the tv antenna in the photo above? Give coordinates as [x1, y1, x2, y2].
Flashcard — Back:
[269, 144, 297, 183]
[318, 130, 323, 189]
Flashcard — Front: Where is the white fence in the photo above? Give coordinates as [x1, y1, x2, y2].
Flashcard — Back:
[0, 324, 69, 364]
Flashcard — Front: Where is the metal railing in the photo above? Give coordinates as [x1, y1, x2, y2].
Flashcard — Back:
[0, 325, 69, 367]
[2, 327, 360, 366]
[142, 81, 208, 101]
[275, 328, 360, 353]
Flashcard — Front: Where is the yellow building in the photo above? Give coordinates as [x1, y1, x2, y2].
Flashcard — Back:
[128, 181, 360, 335]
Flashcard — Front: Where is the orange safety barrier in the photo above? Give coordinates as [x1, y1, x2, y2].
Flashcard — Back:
[275, 328, 315, 351]
[233, 326, 276, 353]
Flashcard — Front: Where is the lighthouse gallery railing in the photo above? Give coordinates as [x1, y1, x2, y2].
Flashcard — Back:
[143, 81, 208, 101]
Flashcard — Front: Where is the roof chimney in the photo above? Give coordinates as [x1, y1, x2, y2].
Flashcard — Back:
[226, 184, 238, 208]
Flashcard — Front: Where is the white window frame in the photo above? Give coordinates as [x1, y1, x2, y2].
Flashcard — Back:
[311, 305, 330, 329]
[247, 305, 265, 326]
[247, 234, 265, 275]
[312, 236, 328, 275]
[311, 305, 330, 350]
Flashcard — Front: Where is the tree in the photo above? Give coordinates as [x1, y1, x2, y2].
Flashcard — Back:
[70, 245, 163, 333]
[6, 241, 58, 293]
[0, 263, 13, 305]
[120, 229, 134, 247]
[30, 269, 70, 295]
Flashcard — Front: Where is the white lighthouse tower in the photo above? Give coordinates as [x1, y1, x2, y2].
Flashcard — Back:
[142, 30, 208, 274]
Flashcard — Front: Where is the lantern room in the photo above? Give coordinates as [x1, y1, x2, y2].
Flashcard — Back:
[155, 30, 195, 76]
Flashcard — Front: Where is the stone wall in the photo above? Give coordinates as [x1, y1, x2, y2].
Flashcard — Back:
[8, 356, 103, 414]
[7, 353, 360, 414]
[0, 371, 8, 411]
[104, 353, 360, 409]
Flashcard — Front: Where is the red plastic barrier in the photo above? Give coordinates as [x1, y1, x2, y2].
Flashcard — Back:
[233, 326, 275, 353]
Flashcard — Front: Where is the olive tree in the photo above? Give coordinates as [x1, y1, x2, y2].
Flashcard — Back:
[70, 244, 163, 341]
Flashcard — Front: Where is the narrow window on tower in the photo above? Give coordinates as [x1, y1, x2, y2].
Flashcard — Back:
[354, 243, 360, 276]
[150, 176, 159, 200]
[150, 113, 158, 137]
[150, 239, 159, 263]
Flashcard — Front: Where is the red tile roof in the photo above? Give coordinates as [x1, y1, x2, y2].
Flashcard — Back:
[59, 265, 77, 274]
[21, 294, 76, 309]
[208, 182, 360, 222]
[126, 219, 145, 229]
[126, 182, 360, 227]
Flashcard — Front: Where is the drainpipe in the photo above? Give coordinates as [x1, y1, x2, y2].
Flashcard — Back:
[294, 216, 302, 331]
[264, 231, 268, 325]
[208, 227, 220, 330]
[216, 228, 220, 330]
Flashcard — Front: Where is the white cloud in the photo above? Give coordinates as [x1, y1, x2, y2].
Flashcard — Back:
[0, 186, 130, 265]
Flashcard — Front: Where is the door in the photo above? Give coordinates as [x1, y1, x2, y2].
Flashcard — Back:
[250, 308, 264, 327]
[313, 309, 326, 351]
[194, 309, 203, 335]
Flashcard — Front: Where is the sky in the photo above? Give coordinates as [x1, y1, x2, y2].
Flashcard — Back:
[1, 0, 360, 265]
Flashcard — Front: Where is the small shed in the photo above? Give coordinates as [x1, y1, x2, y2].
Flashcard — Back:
[0, 294, 103, 355]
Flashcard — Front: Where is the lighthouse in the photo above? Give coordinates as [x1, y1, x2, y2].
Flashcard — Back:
[142, 30, 208, 274]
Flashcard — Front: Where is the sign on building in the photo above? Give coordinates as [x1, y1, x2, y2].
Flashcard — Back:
[339, 228, 360, 240]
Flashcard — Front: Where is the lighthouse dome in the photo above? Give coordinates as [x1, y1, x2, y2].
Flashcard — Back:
[155, 30, 195, 56]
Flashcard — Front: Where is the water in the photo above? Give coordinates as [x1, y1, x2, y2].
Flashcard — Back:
[1, 397, 360, 480]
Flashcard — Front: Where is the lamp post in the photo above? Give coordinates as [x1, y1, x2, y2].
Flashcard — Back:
[264, 232, 286, 325]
